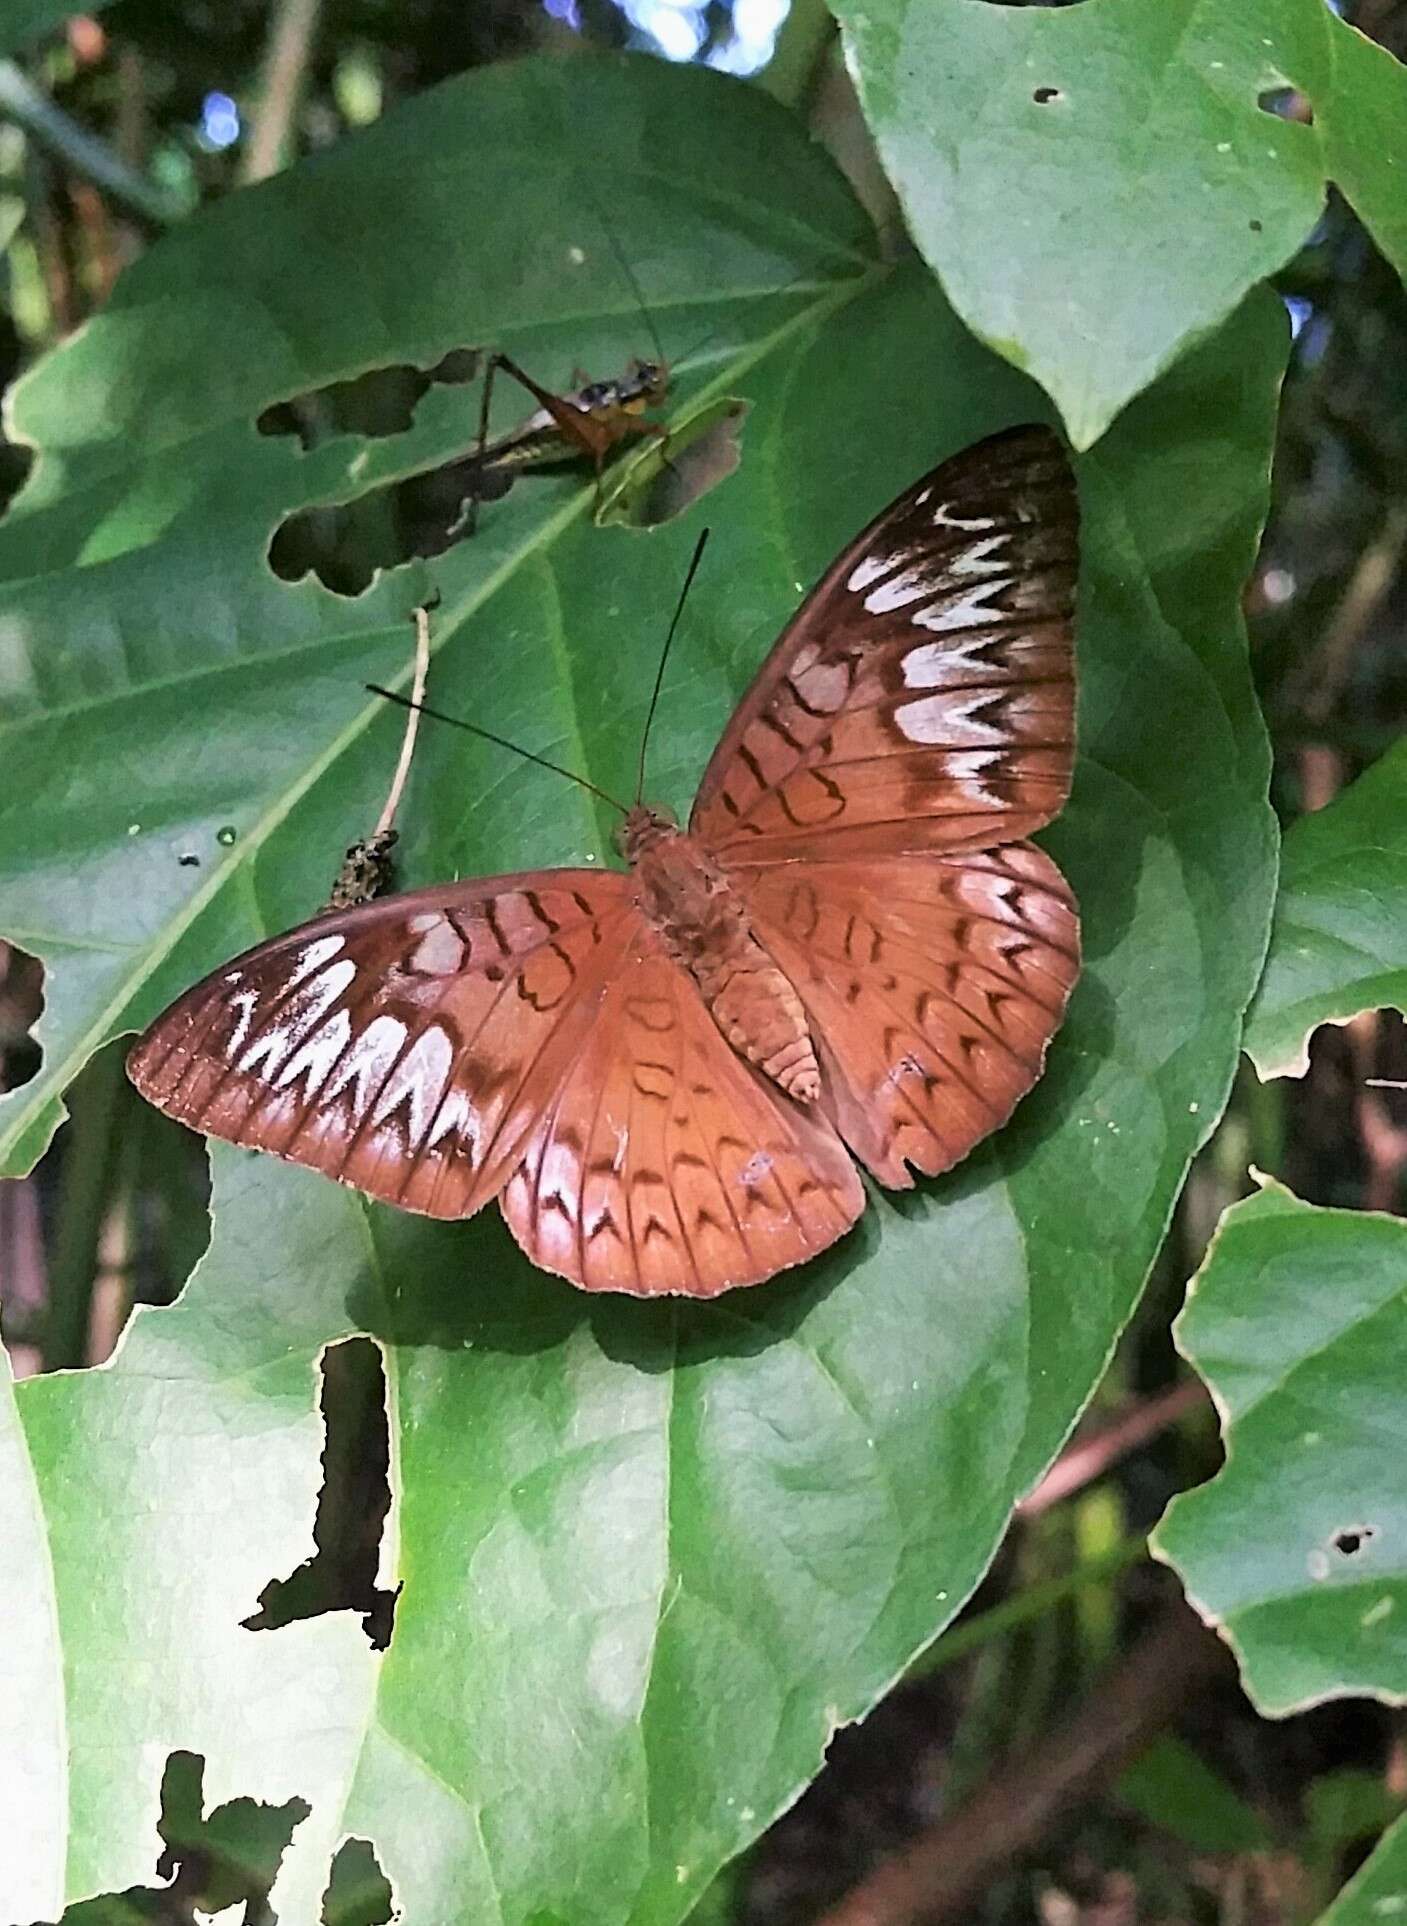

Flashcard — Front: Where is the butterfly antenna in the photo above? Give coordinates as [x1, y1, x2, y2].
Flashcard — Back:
[637, 527, 710, 805]
[366, 685, 629, 815]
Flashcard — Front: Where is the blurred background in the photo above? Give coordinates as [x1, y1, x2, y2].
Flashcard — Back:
[0, 3, 1405, 1922]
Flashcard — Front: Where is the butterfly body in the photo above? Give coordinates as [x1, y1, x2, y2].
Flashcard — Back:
[130, 426, 1082, 1297]
[624, 804, 821, 1104]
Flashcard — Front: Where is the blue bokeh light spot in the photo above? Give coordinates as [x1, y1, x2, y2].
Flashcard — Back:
[547, 0, 793, 75]
[1283, 294, 1313, 341]
[200, 91, 241, 151]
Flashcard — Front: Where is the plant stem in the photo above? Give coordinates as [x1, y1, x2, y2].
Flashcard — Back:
[44, 1041, 130, 1369]
[1018, 1379, 1209, 1517]
[373, 607, 430, 841]
[0, 58, 187, 228]
[911, 1537, 1147, 1680]
[240, 0, 323, 186]
[820, 1601, 1225, 1926]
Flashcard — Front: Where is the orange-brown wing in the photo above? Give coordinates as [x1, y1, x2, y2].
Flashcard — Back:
[738, 845, 1079, 1187]
[498, 925, 863, 1297]
[128, 871, 634, 1220]
[690, 425, 1077, 865]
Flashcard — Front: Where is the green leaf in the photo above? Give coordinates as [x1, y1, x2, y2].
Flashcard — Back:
[0, 52, 1282, 1926]
[1316, 1808, 1407, 1925]
[829, 0, 1407, 447]
[1308, 1770, 1403, 1879]
[0, 1346, 66, 1921]
[1318, 20, 1407, 280]
[1153, 1180, 1407, 1718]
[1116, 1735, 1268, 1854]
[1245, 738, 1407, 1079]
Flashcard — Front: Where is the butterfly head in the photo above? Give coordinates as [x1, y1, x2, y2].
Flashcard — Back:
[618, 802, 678, 863]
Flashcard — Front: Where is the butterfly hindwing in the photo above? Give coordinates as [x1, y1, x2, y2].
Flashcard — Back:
[499, 930, 864, 1296]
[691, 426, 1077, 865]
[738, 845, 1080, 1187]
[129, 872, 633, 1220]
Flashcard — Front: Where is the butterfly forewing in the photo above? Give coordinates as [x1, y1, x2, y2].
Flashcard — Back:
[690, 426, 1077, 865]
[129, 873, 633, 1220]
[499, 931, 863, 1295]
[736, 847, 1079, 1188]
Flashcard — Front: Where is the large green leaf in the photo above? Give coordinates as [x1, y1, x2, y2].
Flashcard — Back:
[1153, 1180, 1407, 1717]
[830, 0, 1407, 447]
[0, 52, 1281, 1925]
[1245, 738, 1407, 1079]
[0, 1345, 66, 1924]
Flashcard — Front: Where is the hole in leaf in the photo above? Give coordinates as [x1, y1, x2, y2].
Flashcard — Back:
[269, 394, 743, 592]
[268, 451, 510, 598]
[1333, 1525, 1376, 1557]
[0, 316, 34, 521]
[1032, 85, 1062, 103]
[5, 1033, 207, 1374]
[258, 348, 482, 451]
[1257, 85, 1313, 124]
[263, 344, 505, 594]
[322, 1836, 398, 1926]
[0, 438, 32, 519]
[0, 938, 44, 1093]
[267, 347, 745, 590]
[33, 1750, 310, 1924]
[244, 1336, 398, 1651]
[0, 1174, 45, 1374]
[596, 396, 749, 529]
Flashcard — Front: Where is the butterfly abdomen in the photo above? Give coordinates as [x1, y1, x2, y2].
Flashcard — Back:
[631, 822, 821, 1103]
[691, 941, 819, 1102]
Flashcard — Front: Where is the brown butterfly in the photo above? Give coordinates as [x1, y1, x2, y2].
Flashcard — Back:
[129, 426, 1080, 1298]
